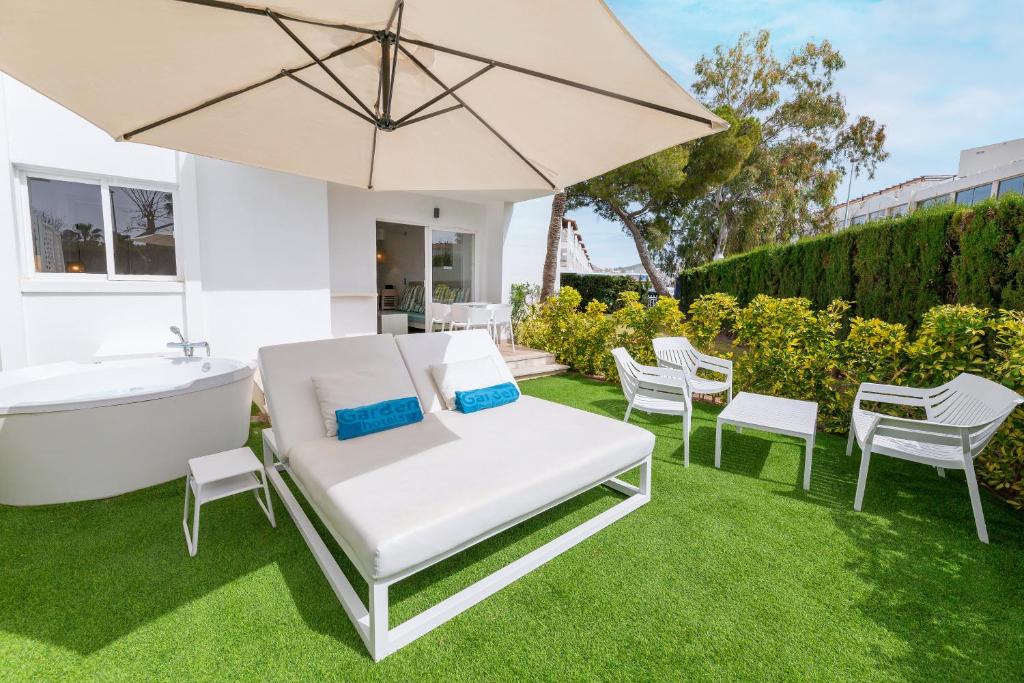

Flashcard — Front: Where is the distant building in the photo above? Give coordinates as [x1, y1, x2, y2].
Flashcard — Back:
[833, 138, 1024, 228]
[558, 218, 596, 275]
[30, 213, 65, 273]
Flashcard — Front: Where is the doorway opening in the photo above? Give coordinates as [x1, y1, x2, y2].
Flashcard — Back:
[376, 221, 424, 333]
[375, 221, 477, 334]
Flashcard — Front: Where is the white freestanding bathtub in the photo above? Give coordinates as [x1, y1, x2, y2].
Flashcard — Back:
[0, 357, 254, 506]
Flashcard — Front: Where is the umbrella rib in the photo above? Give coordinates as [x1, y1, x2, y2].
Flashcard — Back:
[266, 9, 376, 120]
[396, 104, 464, 129]
[385, 0, 403, 34]
[368, 127, 378, 189]
[282, 72, 377, 126]
[387, 2, 404, 115]
[399, 45, 556, 190]
[393, 64, 493, 128]
[121, 37, 375, 140]
[400, 37, 716, 127]
[173, 0, 376, 35]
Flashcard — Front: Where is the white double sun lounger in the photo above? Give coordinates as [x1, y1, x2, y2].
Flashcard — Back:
[257, 331, 653, 660]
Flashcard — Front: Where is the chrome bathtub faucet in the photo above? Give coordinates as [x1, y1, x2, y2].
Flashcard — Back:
[168, 326, 211, 358]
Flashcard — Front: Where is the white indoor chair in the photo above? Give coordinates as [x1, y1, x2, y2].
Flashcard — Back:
[612, 347, 694, 465]
[488, 304, 516, 351]
[653, 336, 733, 403]
[847, 372, 1023, 543]
[449, 304, 492, 332]
[430, 302, 452, 332]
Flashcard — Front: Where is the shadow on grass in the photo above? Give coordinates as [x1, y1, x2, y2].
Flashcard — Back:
[0, 455, 634, 662]
[0, 475, 362, 656]
[770, 429, 1024, 679]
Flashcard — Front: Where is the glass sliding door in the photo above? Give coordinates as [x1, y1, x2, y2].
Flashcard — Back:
[430, 230, 475, 306]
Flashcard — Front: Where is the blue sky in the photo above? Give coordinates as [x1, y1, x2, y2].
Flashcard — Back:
[504, 0, 1024, 284]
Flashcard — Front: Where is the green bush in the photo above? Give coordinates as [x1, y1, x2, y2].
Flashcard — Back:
[986, 311, 1024, 502]
[951, 199, 1024, 308]
[906, 305, 991, 385]
[732, 296, 849, 431]
[509, 282, 539, 331]
[684, 293, 738, 353]
[842, 317, 908, 386]
[677, 194, 1024, 326]
[517, 287, 683, 381]
[559, 273, 647, 310]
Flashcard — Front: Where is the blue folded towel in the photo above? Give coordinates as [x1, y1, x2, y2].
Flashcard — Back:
[455, 382, 520, 414]
[336, 397, 423, 440]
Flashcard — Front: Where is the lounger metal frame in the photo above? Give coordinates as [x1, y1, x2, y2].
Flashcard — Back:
[261, 428, 651, 661]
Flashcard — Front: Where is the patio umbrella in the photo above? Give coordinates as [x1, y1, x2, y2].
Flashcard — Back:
[0, 0, 726, 193]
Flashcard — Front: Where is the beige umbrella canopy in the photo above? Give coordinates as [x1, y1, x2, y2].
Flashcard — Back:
[0, 0, 726, 192]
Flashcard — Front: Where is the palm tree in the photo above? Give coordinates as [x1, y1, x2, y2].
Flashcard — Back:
[540, 191, 566, 300]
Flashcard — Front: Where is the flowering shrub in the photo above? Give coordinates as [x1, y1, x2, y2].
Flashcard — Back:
[518, 291, 1024, 508]
[684, 293, 738, 353]
[517, 287, 683, 381]
[907, 305, 991, 385]
[983, 311, 1024, 503]
[732, 295, 849, 430]
[842, 317, 908, 385]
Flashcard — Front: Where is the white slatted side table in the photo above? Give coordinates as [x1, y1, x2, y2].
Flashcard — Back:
[183, 446, 275, 556]
[715, 392, 818, 490]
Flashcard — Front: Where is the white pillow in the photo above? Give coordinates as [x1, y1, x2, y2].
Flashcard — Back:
[312, 370, 420, 437]
[429, 356, 507, 410]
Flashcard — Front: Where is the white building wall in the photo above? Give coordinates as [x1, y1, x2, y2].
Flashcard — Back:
[0, 77, 25, 370]
[959, 138, 1024, 176]
[0, 76, 186, 368]
[195, 158, 331, 361]
[326, 185, 511, 335]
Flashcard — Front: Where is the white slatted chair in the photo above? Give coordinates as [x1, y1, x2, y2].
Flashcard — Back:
[612, 347, 694, 465]
[847, 373, 1023, 543]
[449, 304, 491, 332]
[653, 337, 733, 403]
[488, 304, 516, 351]
[430, 302, 452, 332]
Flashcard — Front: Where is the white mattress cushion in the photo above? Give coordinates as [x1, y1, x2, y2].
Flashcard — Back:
[396, 330, 516, 413]
[429, 355, 508, 410]
[258, 334, 417, 456]
[286, 395, 654, 580]
[312, 369, 421, 437]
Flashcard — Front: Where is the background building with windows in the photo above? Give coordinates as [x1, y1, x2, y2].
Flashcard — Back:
[833, 138, 1024, 228]
[558, 218, 596, 276]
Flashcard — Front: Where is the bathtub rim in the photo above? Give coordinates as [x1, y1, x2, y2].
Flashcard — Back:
[0, 358, 255, 415]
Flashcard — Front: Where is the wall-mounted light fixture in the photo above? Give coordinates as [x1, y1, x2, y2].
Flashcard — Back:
[433, 207, 440, 219]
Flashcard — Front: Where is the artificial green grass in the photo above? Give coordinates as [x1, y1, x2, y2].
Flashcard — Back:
[2, 374, 1023, 681]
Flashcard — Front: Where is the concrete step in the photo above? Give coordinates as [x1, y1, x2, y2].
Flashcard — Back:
[511, 363, 570, 380]
[500, 346, 555, 367]
[499, 344, 568, 380]
[505, 353, 557, 371]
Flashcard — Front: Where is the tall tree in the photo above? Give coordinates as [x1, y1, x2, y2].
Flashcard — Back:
[540, 191, 567, 300]
[671, 30, 888, 264]
[566, 146, 691, 296]
[566, 111, 757, 296]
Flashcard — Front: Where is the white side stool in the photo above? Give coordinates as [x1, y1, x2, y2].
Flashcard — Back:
[183, 446, 275, 556]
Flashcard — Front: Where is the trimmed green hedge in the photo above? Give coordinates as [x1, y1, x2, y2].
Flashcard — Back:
[677, 195, 1024, 326]
[559, 272, 646, 310]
